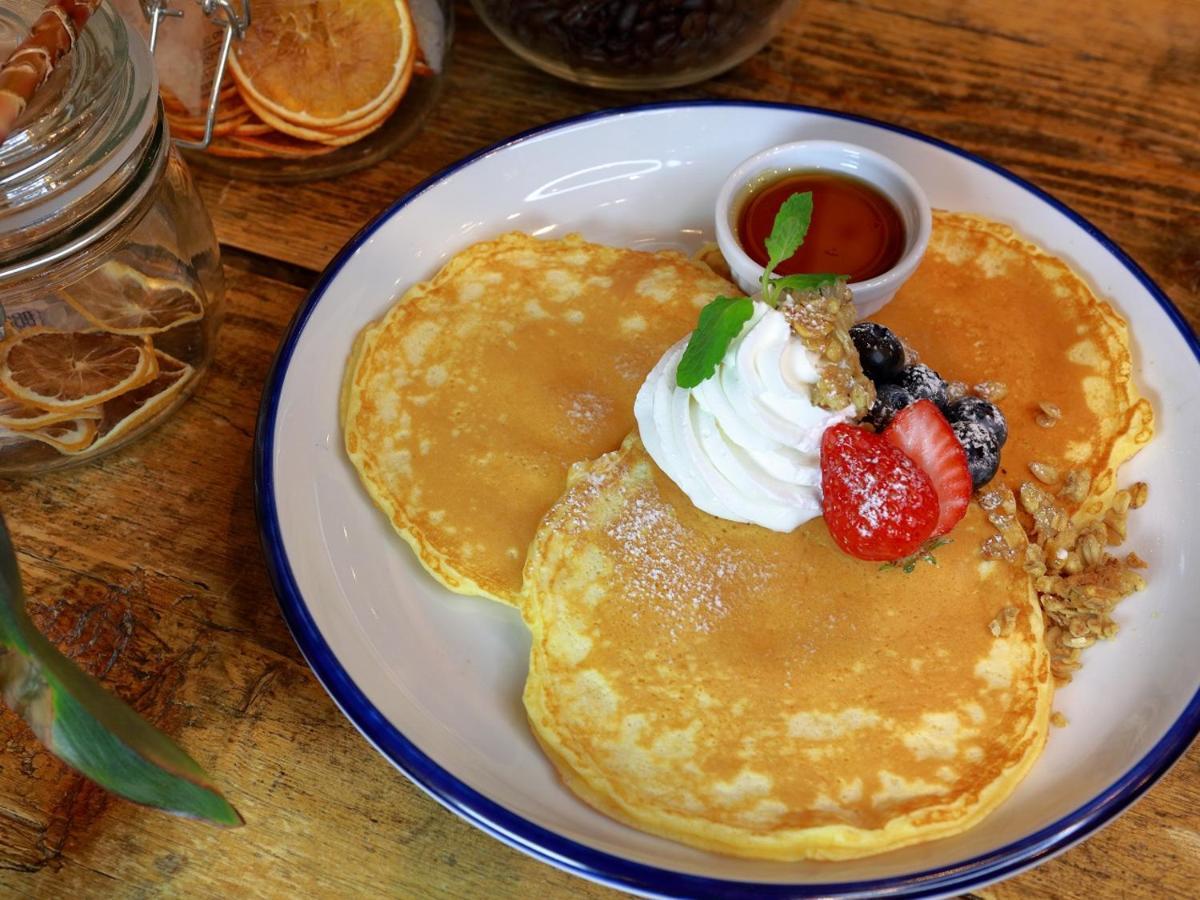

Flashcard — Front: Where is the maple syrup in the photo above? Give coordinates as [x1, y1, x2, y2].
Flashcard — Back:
[737, 171, 905, 283]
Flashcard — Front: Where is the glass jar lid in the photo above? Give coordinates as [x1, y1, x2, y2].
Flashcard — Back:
[0, 0, 158, 279]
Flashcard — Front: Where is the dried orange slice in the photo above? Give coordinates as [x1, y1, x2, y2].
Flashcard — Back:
[65, 351, 194, 455]
[230, 117, 275, 138]
[0, 329, 157, 412]
[17, 416, 100, 453]
[228, 0, 415, 130]
[229, 132, 340, 158]
[161, 81, 240, 118]
[63, 260, 205, 335]
[235, 87, 393, 147]
[167, 90, 252, 136]
[0, 394, 101, 431]
[160, 86, 191, 116]
[167, 111, 251, 141]
[205, 138, 272, 159]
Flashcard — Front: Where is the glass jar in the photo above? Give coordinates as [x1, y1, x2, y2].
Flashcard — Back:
[0, 0, 223, 476]
[469, 0, 801, 89]
[123, 0, 453, 182]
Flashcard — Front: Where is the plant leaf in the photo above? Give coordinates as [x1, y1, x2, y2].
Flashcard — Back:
[763, 191, 814, 276]
[675, 295, 754, 389]
[0, 514, 241, 826]
[878, 537, 952, 574]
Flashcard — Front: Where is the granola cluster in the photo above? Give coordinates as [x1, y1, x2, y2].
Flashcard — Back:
[979, 476, 1148, 684]
[777, 281, 875, 417]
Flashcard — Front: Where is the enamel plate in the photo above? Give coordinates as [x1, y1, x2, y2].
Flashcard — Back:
[255, 102, 1200, 898]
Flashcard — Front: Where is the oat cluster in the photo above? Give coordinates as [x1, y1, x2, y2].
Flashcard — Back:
[1035, 400, 1063, 429]
[978, 477, 1148, 684]
[777, 281, 875, 417]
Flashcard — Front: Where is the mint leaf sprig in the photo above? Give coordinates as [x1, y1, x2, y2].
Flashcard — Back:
[673, 296, 756, 390]
[675, 191, 844, 389]
[761, 192, 815, 307]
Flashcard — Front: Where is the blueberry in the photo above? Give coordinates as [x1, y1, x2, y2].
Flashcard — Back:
[946, 397, 1008, 447]
[849, 322, 905, 383]
[898, 364, 948, 410]
[952, 420, 1001, 489]
[866, 382, 915, 429]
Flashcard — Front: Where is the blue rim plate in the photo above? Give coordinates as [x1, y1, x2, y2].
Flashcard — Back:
[254, 101, 1200, 898]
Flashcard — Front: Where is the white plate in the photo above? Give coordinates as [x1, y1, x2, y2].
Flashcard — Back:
[255, 102, 1200, 898]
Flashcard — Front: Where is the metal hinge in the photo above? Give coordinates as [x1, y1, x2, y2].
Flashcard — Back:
[142, 0, 251, 150]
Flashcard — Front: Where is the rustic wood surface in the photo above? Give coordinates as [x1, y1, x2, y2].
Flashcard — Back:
[1, 0, 1197, 897]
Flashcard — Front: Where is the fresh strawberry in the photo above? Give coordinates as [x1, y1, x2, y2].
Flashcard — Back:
[820, 424, 939, 561]
[884, 399, 972, 537]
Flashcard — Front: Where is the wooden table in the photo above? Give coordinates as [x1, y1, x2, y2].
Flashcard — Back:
[1, 1, 1197, 896]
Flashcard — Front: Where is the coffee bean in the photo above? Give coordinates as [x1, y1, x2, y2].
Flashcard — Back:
[479, 0, 791, 80]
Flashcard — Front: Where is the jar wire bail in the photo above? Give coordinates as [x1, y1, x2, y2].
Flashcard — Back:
[141, 0, 250, 151]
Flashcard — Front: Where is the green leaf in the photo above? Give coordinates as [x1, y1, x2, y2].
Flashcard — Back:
[675, 295, 754, 389]
[0, 514, 241, 826]
[767, 273, 844, 294]
[763, 191, 814, 276]
[878, 537, 952, 574]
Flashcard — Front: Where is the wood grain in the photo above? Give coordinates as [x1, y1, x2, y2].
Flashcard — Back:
[0, 256, 621, 899]
[195, 0, 1200, 327]
[0, 0, 1197, 897]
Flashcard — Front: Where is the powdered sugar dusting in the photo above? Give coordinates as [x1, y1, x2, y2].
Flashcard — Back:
[565, 391, 611, 432]
[602, 484, 781, 641]
[954, 420, 998, 455]
[606, 492, 730, 638]
[854, 467, 890, 536]
[856, 451, 931, 537]
[545, 444, 775, 641]
[557, 464, 610, 533]
[823, 427, 936, 548]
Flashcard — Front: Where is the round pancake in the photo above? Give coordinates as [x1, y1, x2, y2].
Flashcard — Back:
[342, 233, 734, 605]
[523, 434, 1052, 860]
[874, 211, 1153, 518]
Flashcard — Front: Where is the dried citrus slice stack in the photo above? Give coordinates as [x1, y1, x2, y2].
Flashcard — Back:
[0, 329, 157, 412]
[191, 0, 418, 160]
[0, 239, 209, 459]
[161, 81, 248, 143]
[65, 350, 195, 456]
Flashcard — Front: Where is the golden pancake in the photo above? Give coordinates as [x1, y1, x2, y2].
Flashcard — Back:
[342, 233, 734, 605]
[523, 434, 1052, 860]
[874, 211, 1153, 519]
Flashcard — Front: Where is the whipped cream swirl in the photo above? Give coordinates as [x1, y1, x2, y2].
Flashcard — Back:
[634, 302, 855, 532]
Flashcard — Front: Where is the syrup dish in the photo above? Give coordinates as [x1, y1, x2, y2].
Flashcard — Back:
[256, 102, 1199, 896]
[714, 140, 931, 318]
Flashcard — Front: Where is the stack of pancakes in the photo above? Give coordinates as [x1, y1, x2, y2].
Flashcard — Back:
[341, 214, 1150, 859]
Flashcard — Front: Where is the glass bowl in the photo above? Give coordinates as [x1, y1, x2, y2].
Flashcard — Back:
[468, 0, 801, 90]
[120, 0, 453, 182]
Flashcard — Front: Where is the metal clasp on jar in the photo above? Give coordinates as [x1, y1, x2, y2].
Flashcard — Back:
[141, 0, 250, 150]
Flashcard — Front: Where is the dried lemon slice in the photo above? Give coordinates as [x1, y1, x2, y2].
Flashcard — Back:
[64, 350, 194, 455]
[0, 394, 101, 431]
[0, 329, 157, 412]
[17, 416, 100, 453]
[228, 0, 415, 130]
[63, 260, 205, 335]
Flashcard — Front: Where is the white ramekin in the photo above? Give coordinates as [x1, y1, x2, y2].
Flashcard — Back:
[714, 140, 932, 318]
